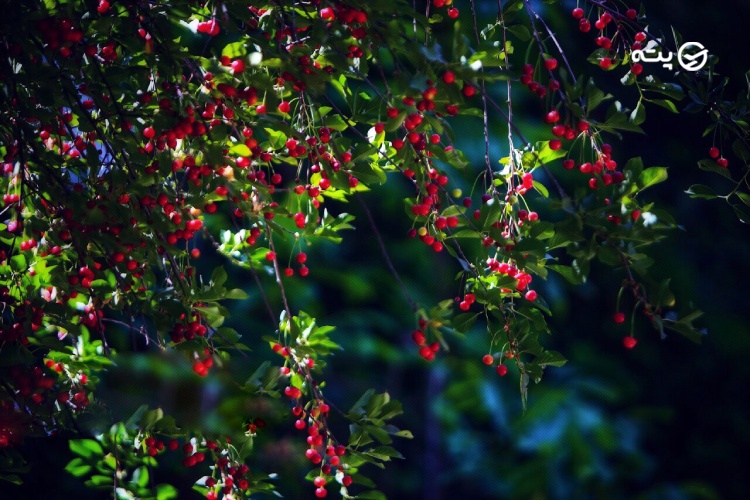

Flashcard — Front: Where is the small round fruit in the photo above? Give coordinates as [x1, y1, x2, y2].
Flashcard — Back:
[482, 354, 494, 366]
[623, 336, 638, 349]
[496, 364, 508, 376]
[613, 312, 626, 324]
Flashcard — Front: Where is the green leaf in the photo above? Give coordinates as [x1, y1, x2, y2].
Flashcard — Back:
[230, 144, 252, 157]
[221, 41, 247, 58]
[64, 457, 92, 478]
[10, 254, 26, 272]
[156, 484, 179, 500]
[224, 288, 249, 299]
[637, 167, 668, 190]
[452, 313, 479, 333]
[69, 439, 103, 460]
[132, 466, 149, 488]
[733, 204, 750, 224]
[650, 98, 679, 113]
[356, 490, 387, 500]
[602, 111, 644, 134]
[697, 159, 733, 180]
[324, 115, 351, 132]
[732, 138, 750, 163]
[536, 350, 567, 367]
[630, 100, 646, 125]
[686, 184, 717, 200]
[210, 266, 228, 287]
[736, 192, 750, 207]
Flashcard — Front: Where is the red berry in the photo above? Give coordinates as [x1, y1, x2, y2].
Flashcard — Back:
[496, 364, 508, 376]
[278, 101, 291, 114]
[315, 488, 328, 498]
[442, 71, 455, 84]
[613, 312, 626, 324]
[623, 336, 637, 349]
[320, 7, 335, 21]
[313, 477, 327, 487]
[231, 59, 245, 74]
[626, 8, 637, 20]
[709, 147, 720, 158]
[525, 290, 537, 301]
[717, 157, 729, 168]
[544, 58, 558, 71]
[447, 7, 459, 19]
[572, 7, 584, 19]
[599, 58, 613, 70]
[631, 63, 643, 76]
[545, 110, 560, 124]
[192, 361, 208, 377]
[482, 354, 494, 366]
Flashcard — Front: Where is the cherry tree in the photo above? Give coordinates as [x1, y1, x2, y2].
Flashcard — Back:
[2, 0, 738, 497]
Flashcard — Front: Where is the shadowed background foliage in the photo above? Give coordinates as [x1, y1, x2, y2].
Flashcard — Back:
[8, 1, 750, 499]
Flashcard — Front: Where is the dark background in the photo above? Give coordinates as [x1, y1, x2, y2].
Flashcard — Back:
[9, 1, 750, 499]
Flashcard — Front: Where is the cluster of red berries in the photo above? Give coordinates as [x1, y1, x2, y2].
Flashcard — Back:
[571, 6, 646, 74]
[432, 0, 459, 19]
[520, 61, 561, 100]
[708, 146, 729, 168]
[192, 350, 215, 377]
[168, 313, 206, 344]
[411, 319, 441, 361]
[563, 142, 627, 191]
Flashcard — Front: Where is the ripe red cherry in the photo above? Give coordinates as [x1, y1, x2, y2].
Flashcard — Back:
[320, 7, 335, 21]
[496, 364, 508, 376]
[315, 488, 328, 498]
[192, 361, 208, 377]
[708, 147, 720, 158]
[231, 59, 245, 74]
[447, 7, 459, 19]
[631, 63, 643, 76]
[544, 58, 558, 71]
[599, 58, 613, 69]
[525, 290, 537, 301]
[545, 110, 560, 123]
[572, 7, 584, 19]
[626, 8, 637, 20]
[278, 101, 291, 113]
[482, 354, 494, 366]
[462, 84, 475, 97]
[442, 71, 455, 84]
[717, 157, 729, 168]
[313, 477, 327, 487]
[623, 336, 637, 349]
[579, 19, 591, 32]
[613, 312, 626, 324]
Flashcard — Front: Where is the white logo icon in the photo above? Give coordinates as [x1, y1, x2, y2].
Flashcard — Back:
[676, 42, 708, 71]
[631, 42, 708, 72]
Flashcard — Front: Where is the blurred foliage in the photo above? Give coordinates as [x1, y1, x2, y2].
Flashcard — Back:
[3, 0, 750, 499]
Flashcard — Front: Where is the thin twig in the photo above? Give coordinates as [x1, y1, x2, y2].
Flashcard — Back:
[356, 193, 419, 312]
